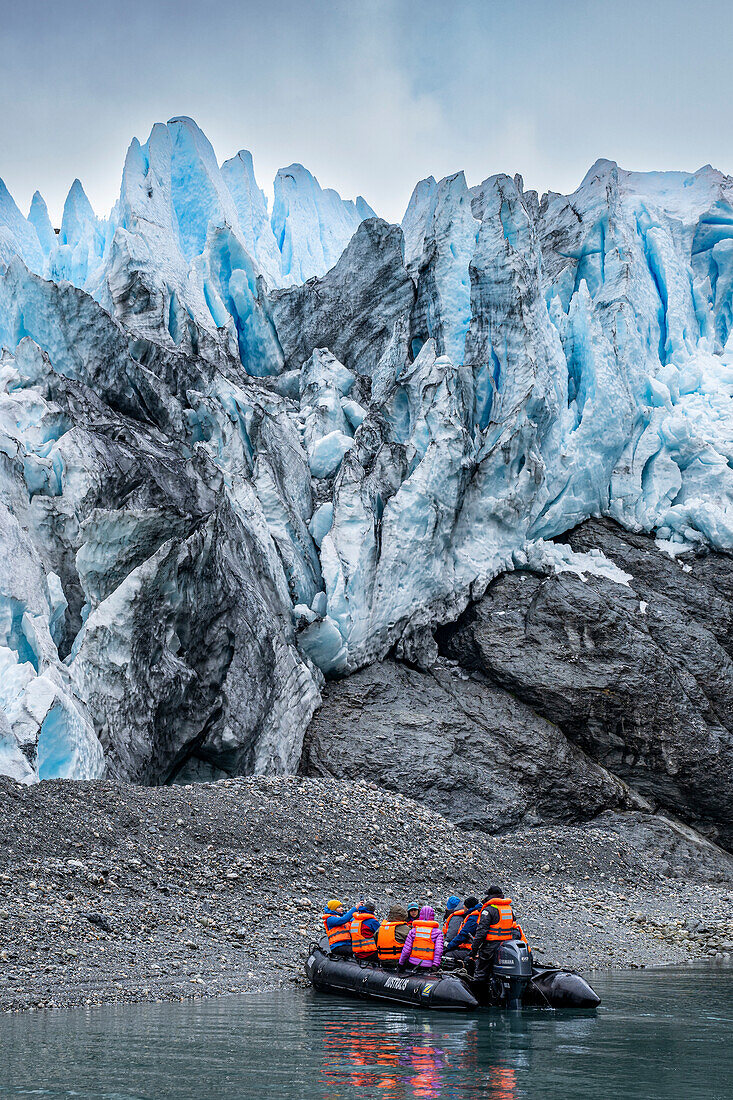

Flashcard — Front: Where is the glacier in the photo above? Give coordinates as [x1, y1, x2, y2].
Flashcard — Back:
[0, 119, 732, 819]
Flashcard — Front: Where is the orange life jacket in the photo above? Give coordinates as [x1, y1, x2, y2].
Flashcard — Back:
[323, 912, 351, 950]
[376, 920, 405, 963]
[480, 897, 524, 943]
[515, 923, 530, 948]
[443, 907, 466, 940]
[350, 912, 377, 957]
[454, 907, 480, 947]
[410, 919, 439, 963]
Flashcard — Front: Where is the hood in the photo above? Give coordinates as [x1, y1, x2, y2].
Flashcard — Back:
[419, 905, 436, 921]
[388, 905, 408, 922]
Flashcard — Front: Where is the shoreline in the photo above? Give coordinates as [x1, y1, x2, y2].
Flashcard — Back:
[1, 776, 731, 1014]
[4, 958, 732, 1018]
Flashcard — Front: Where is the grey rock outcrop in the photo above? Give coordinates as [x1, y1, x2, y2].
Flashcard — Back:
[438, 519, 733, 848]
[593, 811, 733, 883]
[300, 659, 639, 831]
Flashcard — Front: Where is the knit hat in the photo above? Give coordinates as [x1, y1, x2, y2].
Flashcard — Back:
[464, 896, 480, 909]
[327, 899, 344, 911]
[446, 895, 460, 910]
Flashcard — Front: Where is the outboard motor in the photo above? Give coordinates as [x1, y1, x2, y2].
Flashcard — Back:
[491, 940, 533, 1009]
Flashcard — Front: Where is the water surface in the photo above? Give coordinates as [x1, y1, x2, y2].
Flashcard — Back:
[1, 965, 730, 1099]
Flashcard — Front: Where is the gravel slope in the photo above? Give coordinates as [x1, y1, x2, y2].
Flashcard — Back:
[0, 776, 731, 1012]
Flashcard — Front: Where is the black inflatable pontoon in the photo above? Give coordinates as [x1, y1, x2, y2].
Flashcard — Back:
[305, 943, 479, 1011]
[305, 940, 600, 1011]
[523, 966, 601, 1009]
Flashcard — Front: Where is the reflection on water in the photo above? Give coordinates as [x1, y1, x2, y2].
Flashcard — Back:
[322, 1019, 463, 1096]
[0, 965, 730, 1099]
[319, 1017, 524, 1098]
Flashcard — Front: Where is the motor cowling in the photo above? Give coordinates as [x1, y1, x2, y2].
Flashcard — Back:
[492, 939, 533, 1009]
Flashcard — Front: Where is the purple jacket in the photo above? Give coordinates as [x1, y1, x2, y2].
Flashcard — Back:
[399, 906, 444, 967]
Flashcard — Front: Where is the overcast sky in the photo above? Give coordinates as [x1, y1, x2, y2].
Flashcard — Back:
[1, 0, 731, 225]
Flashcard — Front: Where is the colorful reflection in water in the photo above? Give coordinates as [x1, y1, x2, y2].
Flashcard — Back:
[320, 1015, 521, 1098]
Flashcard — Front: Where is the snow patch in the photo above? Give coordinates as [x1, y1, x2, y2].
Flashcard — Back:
[523, 539, 633, 587]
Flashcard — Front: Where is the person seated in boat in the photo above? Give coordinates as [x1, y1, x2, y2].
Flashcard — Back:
[469, 888, 528, 983]
[441, 895, 461, 928]
[406, 902, 421, 923]
[350, 900, 381, 963]
[442, 895, 472, 940]
[375, 905, 412, 967]
[397, 905, 444, 971]
[322, 899, 358, 957]
[443, 895, 481, 962]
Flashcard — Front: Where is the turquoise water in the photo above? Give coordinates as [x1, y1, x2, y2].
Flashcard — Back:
[0, 965, 730, 1098]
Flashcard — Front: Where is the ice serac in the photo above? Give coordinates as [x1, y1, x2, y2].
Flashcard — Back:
[401, 175, 438, 269]
[221, 150, 283, 287]
[106, 117, 242, 353]
[72, 496, 319, 783]
[0, 179, 44, 273]
[410, 171, 478, 364]
[0, 492, 102, 785]
[268, 218, 415, 377]
[28, 192, 57, 256]
[48, 179, 106, 288]
[271, 163, 376, 285]
[538, 159, 733, 546]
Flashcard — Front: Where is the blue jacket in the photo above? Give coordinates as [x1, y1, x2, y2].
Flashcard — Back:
[446, 911, 479, 952]
[323, 906, 357, 930]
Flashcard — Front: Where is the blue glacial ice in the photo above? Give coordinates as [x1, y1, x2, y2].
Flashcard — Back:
[28, 192, 57, 256]
[0, 179, 43, 273]
[271, 162, 376, 285]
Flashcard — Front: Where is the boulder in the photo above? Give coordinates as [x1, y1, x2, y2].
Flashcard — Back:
[438, 519, 733, 848]
[301, 658, 637, 831]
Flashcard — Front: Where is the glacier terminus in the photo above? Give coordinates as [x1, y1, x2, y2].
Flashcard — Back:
[0, 117, 731, 851]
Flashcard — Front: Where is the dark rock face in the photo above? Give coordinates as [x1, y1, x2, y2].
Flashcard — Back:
[438, 519, 733, 848]
[268, 218, 415, 378]
[300, 659, 638, 832]
[302, 518, 733, 853]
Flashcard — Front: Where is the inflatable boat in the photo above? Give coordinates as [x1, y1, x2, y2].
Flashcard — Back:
[304, 939, 600, 1011]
